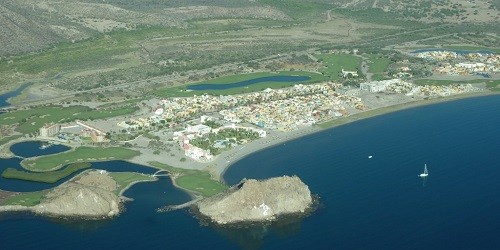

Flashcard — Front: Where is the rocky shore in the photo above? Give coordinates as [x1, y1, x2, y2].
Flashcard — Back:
[32, 182, 120, 218]
[197, 176, 313, 224]
[1, 171, 122, 219]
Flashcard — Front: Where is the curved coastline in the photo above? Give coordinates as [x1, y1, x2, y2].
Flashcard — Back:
[0, 136, 27, 159]
[0, 137, 74, 160]
[1, 91, 498, 218]
[217, 91, 499, 182]
[117, 177, 158, 198]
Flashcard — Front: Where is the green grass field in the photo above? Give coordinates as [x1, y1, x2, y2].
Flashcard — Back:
[1, 191, 46, 207]
[22, 147, 140, 171]
[0, 105, 137, 134]
[149, 161, 227, 197]
[366, 54, 390, 74]
[485, 80, 500, 91]
[108, 172, 156, 195]
[316, 54, 362, 80]
[1, 163, 91, 183]
[156, 71, 325, 97]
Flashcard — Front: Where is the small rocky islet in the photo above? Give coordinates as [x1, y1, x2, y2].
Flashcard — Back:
[0, 171, 122, 219]
[196, 175, 314, 225]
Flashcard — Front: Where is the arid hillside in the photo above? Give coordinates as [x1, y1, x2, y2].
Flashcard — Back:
[0, 3, 65, 56]
[0, 0, 290, 56]
[1, 0, 498, 56]
[332, 0, 499, 23]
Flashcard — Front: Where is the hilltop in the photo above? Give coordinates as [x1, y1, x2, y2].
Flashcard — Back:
[0, 0, 498, 104]
[1, 0, 498, 56]
[0, 0, 288, 56]
[333, 0, 499, 23]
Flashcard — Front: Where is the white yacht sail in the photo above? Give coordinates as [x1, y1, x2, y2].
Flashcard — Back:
[419, 164, 429, 178]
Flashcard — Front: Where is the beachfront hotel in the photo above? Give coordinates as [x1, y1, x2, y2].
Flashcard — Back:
[39, 124, 61, 137]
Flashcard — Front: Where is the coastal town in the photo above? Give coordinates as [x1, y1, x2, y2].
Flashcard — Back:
[1, 0, 500, 248]
[414, 50, 499, 76]
[27, 77, 482, 163]
[0, 45, 498, 225]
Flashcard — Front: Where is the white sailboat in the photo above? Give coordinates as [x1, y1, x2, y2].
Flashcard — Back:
[419, 164, 429, 178]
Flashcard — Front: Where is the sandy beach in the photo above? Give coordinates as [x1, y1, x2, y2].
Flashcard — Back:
[126, 90, 500, 183]
[204, 91, 500, 181]
[2, 90, 498, 186]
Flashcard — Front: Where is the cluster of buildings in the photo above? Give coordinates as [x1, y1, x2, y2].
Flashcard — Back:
[405, 84, 480, 97]
[38, 120, 107, 143]
[108, 69, 486, 162]
[117, 117, 157, 130]
[414, 50, 460, 60]
[76, 120, 106, 143]
[434, 62, 498, 76]
[414, 50, 499, 76]
[173, 122, 266, 161]
[117, 82, 363, 132]
[360, 79, 405, 93]
[360, 79, 480, 97]
[218, 83, 364, 131]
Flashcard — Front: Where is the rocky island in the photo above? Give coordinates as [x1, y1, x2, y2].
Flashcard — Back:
[0, 170, 152, 219]
[196, 175, 313, 225]
[33, 171, 121, 218]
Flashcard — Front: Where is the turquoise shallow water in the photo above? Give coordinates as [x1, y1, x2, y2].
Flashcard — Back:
[0, 95, 499, 249]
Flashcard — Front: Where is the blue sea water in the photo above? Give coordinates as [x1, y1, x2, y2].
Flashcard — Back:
[187, 75, 311, 91]
[0, 95, 499, 249]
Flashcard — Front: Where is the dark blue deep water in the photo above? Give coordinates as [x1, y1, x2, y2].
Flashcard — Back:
[187, 75, 311, 91]
[1, 95, 500, 249]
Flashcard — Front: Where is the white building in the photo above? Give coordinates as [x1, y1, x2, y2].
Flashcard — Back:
[186, 124, 212, 136]
[360, 79, 402, 93]
[184, 144, 213, 161]
[341, 69, 358, 78]
[39, 124, 61, 137]
[154, 108, 164, 116]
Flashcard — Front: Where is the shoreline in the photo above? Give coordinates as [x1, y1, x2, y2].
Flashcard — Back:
[117, 177, 158, 198]
[214, 91, 499, 182]
[319, 91, 500, 130]
[0, 91, 497, 217]
[0, 170, 157, 218]
[1, 91, 498, 197]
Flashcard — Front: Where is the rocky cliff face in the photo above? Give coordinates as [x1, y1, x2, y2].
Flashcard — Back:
[197, 176, 313, 224]
[33, 183, 120, 218]
[33, 171, 121, 219]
